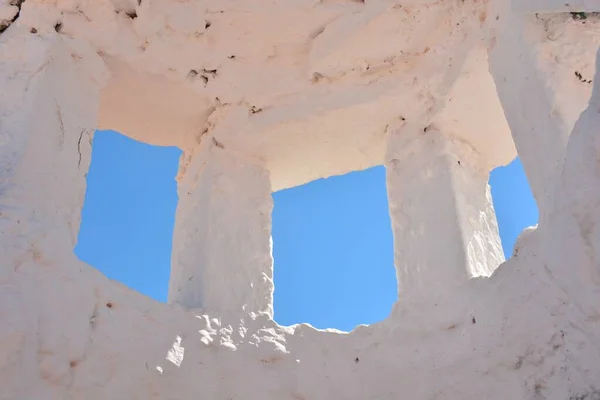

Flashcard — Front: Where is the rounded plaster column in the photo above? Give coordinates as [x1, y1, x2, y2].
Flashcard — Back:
[385, 124, 504, 306]
[169, 137, 274, 317]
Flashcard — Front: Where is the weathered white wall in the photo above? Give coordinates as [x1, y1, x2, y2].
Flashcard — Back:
[1, 0, 600, 399]
[0, 27, 110, 399]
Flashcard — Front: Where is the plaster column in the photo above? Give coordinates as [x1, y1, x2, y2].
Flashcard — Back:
[169, 139, 274, 316]
[0, 32, 107, 267]
[0, 32, 107, 398]
[385, 126, 504, 305]
[487, 12, 571, 220]
[550, 48, 600, 317]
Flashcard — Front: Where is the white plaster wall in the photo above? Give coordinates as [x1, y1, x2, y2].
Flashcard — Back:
[0, 28, 109, 399]
[1, 1, 600, 399]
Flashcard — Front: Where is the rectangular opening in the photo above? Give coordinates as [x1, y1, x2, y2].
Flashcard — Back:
[76, 130, 181, 301]
[272, 166, 397, 332]
[489, 157, 539, 258]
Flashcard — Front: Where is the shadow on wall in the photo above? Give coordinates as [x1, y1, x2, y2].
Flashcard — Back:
[76, 132, 538, 332]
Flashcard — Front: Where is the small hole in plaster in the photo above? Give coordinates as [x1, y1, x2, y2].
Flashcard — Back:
[574, 71, 592, 84]
[514, 358, 523, 370]
[211, 137, 225, 149]
[355, 357, 360, 363]
[205, 20, 211, 29]
[69, 360, 78, 368]
[249, 105, 263, 114]
[472, 316, 476, 324]
[126, 10, 138, 19]
[187, 69, 198, 80]
[312, 72, 324, 83]
[106, 302, 113, 308]
[30, 27, 37, 34]
[228, 55, 236, 59]
[570, 12, 588, 21]
[54, 22, 63, 32]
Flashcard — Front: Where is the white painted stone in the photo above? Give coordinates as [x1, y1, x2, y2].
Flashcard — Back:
[169, 138, 274, 316]
[1, 0, 600, 399]
[386, 126, 504, 305]
[488, 9, 600, 219]
[0, 30, 108, 399]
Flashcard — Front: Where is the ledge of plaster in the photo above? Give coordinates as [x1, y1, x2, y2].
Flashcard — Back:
[12, 0, 521, 190]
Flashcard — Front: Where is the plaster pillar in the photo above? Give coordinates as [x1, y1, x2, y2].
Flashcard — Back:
[0, 32, 107, 267]
[385, 126, 504, 305]
[169, 139, 274, 316]
[550, 48, 600, 317]
[0, 33, 106, 398]
[487, 12, 571, 220]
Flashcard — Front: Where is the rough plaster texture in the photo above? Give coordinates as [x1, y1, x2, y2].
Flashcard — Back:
[1, 0, 600, 399]
[170, 137, 275, 315]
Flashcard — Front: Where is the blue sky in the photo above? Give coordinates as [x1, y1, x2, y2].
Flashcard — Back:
[76, 130, 538, 332]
